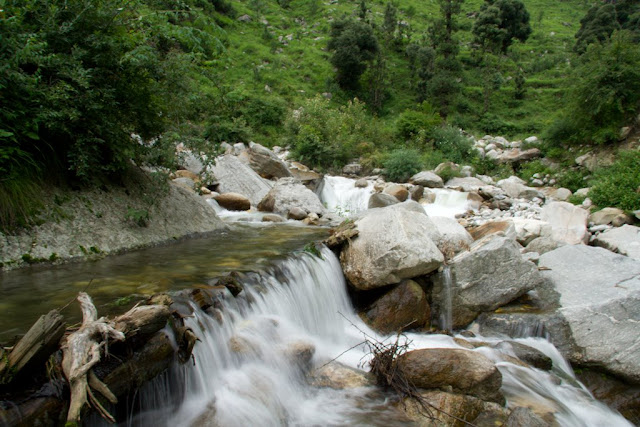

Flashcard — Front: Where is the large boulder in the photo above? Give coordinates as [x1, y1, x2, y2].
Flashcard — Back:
[340, 203, 444, 290]
[498, 148, 542, 164]
[430, 216, 473, 256]
[410, 171, 444, 188]
[397, 348, 504, 403]
[245, 142, 292, 180]
[439, 236, 543, 328]
[509, 218, 552, 246]
[590, 207, 632, 227]
[257, 177, 325, 217]
[212, 155, 273, 206]
[539, 245, 640, 383]
[540, 201, 589, 245]
[362, 279, 430, 333]
[497, 176, 544, 200]
[593, 224, 640, 260]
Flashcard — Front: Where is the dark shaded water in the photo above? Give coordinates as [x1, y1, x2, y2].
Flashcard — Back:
[0, 224, 327, 342]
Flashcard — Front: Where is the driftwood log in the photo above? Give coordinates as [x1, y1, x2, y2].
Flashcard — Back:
[0, 291, 190, 426]
[0, 310, 65, 384]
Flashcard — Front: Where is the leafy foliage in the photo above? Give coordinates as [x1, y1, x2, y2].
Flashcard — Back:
[574, 0, 640, 53]
[473, 0, 532, 54]
[383, 148, 423, 182]
[328, 18, 379, 90]
[589, 150, 640, 211]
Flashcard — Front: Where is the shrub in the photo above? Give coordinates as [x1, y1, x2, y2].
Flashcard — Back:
[588, 151, 640, 212]
[383, 149, 423, 183]
[431, 126, 475, 164]
[395, 105, 442, 141]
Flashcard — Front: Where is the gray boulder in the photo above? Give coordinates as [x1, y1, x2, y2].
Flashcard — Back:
[340, 204, 444, 290]
[539, 245, 640, 383]
[445, 177, 486, 192]
[257, 177, 325, 217]
[442, 236, 543, 328]
[541, 201, 589, 245]
[212, 155, 273, 206]
[497, 176, 544, 200]
[410, 171, 444, 188]
[593, 224, 640, 261]
[246, 142, 292, 180]
[498, 148, 542, 164]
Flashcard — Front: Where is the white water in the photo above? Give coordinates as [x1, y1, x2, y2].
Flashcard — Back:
[124, 248, 630, 427]
[438, 266, 453, 333]
[319, 175, 373, 217]
[422, 188, 470, 218]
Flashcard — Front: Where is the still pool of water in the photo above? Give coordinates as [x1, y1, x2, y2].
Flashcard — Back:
[0, 223, 328, 342]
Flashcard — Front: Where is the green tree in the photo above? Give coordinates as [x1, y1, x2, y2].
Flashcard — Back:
[328, 19, 379, 91]
[547, 31, 640, 145]
[472, 0, 531, 54]
[574, 0, 640, 53]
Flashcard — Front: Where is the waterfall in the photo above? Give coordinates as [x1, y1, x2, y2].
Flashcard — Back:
[124, 248, 631, 427]
[438, 265, 453, 333]
[319, 176, 373, 217]
[422, 188, 470, 218]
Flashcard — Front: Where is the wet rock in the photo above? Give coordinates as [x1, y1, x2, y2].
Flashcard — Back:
[592, 224, 640, 260]
[214, 192, 251, 211]
[258, 177, 325, 216]
[362, 280, 430, 333]
[471, 404, 510, 426]
[505, 407, 549, 427]
[443, 236, 542, 328]
[397, 348, 504, 403]
[410, 171, 444, 188]
[493, 341, 552, 371]
[539, 245, 640, 383]
[383, 184, 409, 202]
[401, 390, 488, 427]
[409, 184, 424, 201]
[283, 340, 315, 368]
[287, 206, 308, 220]
[309, 361, 375, 389]
[341, 204, 443, 290]
[212, 155, 273, 206]
[367, 193, 399, 209]
[354, 178, 369, 188]
[246, 142, 292, 180]
[262, 214, 285, 223]
[540, 201, 589, 245]
[576, 368, 640, 423]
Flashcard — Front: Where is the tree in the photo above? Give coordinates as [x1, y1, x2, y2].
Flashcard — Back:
[472, 0, 531, 54]
[328, 19, 379, 91]
[574, 0, 640, 53]
[547, 31, 640, 145]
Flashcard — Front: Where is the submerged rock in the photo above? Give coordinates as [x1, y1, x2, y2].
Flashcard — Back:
[340, 204, 444, 290]
[309, 361, 375, 389]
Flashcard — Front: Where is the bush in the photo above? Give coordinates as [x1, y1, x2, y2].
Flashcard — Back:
[588, 151, 640, 212]
[395, 105, 442, 141]
[285, 96, 387, 171]
[431, 126, 475, 164]
[383, 149, 423, 183]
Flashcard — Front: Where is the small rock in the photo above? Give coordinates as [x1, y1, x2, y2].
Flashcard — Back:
[215, 192, 251, 211]
[262, 214, 285, 223]
[287, 206, 308, 220]
[354, 178, 368, 188]
[368, 192, 399, 208]
[383, 184, 409, 202]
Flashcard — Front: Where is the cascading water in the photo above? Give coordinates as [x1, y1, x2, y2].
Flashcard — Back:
[319, 176, 373, 217]
[438, 265, 453, 333]
[122, 248, 631, 427]
[422, 188, 470, 218]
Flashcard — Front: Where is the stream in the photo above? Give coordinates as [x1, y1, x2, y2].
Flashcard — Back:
[0, 176, 633, 426]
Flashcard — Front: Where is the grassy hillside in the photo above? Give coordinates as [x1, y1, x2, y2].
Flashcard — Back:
[213, 0, 590, 141]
